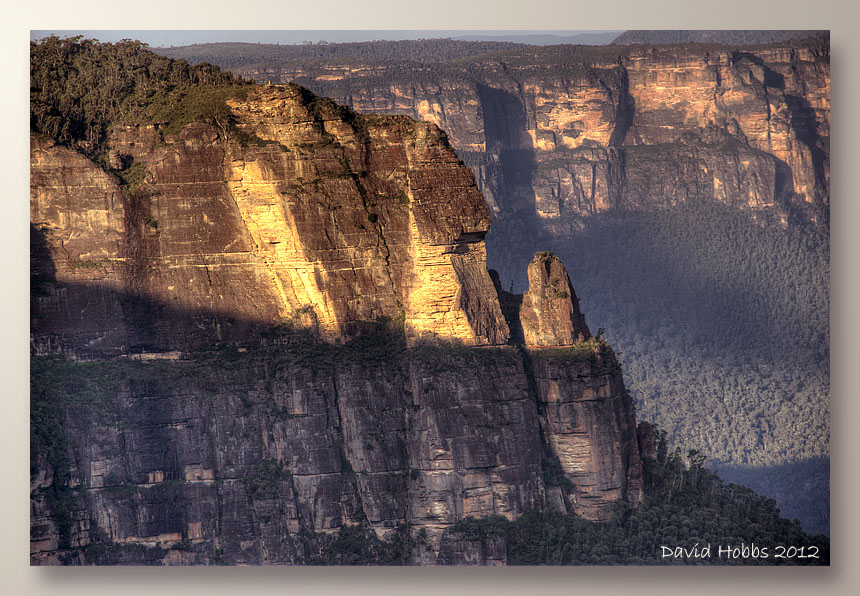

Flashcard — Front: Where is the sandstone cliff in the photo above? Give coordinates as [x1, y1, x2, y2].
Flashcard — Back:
[31, 84, 509, 353]
[227, 39, 828, 224]
[150, 36, 831, 538]
[31, 83, 644, 565]
[519, 252, 591, 347]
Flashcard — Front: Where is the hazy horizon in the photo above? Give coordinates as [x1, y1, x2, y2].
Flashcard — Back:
[29, 29, 623, 47]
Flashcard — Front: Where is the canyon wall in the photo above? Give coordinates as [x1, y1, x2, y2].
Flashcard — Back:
[152, 37, 830, 537]
[30, 331, 643, 565]
[229, 40, 828, 225]
[31, 85, 643, 565]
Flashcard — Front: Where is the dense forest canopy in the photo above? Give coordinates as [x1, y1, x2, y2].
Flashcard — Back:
[155, 39, 525, 68]
[30, 36, 248, 162]
[612, 30, 830, 46]
[154, 35, 830, 80]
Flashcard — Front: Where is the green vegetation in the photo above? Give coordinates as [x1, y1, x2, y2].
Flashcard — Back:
[31, 357, 126, 419]
[156, 37, 826, 95]
[126, 82, 250, 138]
[244, 458, 292, 500]
[230, 127, 288, 150]
[409, 338, 520, 375]
[612, 30, 829, 47]
[30, 378, 74, 548]
[156, 40, 525, 69]
[395, 190, 410, 206]
[303, 523, 414, 565]
[114, 160, 149, 191]
[446, 444, 829, 565]
[533, 336, 612, 365]
[30, 36, 248, 164]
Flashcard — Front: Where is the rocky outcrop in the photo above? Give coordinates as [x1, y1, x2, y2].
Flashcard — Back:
[518, 252, 591, 347]
[29, 341, 547, 565]
[531, 348, 644, 519]
[30, 318, 642, 564]
[505, 251, 640, 519]
[31, 84, 646, 565]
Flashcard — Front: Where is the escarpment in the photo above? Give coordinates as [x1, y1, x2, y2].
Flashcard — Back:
[31, 82, 646, 565]
[32, 84, 508, 353]
[223, 39, 828, 224]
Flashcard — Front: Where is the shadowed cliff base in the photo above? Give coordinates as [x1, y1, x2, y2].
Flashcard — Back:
[30, 234, 828, 564]
[31, 252, 649, 565]
[29, 279, 828, 565]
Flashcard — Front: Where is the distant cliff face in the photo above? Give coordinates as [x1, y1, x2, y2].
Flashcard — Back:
[232, 41, 828, 224]
[31, 84, 643, 565]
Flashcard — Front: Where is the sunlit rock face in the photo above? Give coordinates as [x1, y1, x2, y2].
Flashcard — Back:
[31, 85, 509, 353]
[519, 252, 591, 347]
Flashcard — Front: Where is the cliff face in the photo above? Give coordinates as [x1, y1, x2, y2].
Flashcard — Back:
[244, 41, 828, 224]
[31, 85, 643, 565]
[30, 332, 642, 565]
[32, 85, 509, 353]
[150, 37, 830, 538]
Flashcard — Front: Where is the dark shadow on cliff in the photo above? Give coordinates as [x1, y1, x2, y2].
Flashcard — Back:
[488, 269, 524, 344]
[31, 273, 408, 359]
[733, 52, 829, 222]
[30, 224, 56, 296]
[475, 84, 537, 221]
[30, 238, 829, 560]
